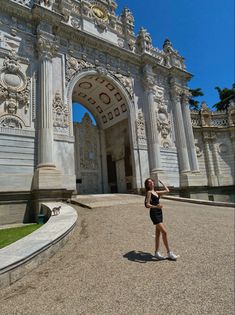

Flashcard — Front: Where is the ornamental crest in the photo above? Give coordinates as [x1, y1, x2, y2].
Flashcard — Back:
[0, 51, 30, 115]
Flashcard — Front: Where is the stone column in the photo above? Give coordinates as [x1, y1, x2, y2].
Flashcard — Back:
[181, 92, 200, 172]
[116, 159, 126, 193]
[32, 33, 63, 191]
[37, 34, 58, 167]
[99, 129, 109, 193]
[112, 139, 126, 193]
[143, 75, 162, 175]
[203, 132, 218, 186]
[171, 87, 190, 173]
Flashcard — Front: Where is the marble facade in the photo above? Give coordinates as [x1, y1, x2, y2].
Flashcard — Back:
[0, 0, 234, 206]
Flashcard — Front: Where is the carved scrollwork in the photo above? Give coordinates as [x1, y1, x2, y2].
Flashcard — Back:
[65, 56, 93, 85]
[156, 99, 172, 141]
[0, 115, 23, 129]
[53, 91, 69, 129]
[36, 35, 59, 59]
[136, 109, 147, 145]
[0, 51, 30, 115]
[111, 71, 134, 98]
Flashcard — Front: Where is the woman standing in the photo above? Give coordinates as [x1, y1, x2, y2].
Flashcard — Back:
[144, 178, 178, 260]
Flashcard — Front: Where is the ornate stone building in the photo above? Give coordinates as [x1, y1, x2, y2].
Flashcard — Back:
[0, 0, 234, 219]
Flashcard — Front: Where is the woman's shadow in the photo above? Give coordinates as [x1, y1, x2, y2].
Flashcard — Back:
[123, 250, 163, 263]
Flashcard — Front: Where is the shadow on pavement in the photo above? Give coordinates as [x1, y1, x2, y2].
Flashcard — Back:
[123, 250, 161, 263]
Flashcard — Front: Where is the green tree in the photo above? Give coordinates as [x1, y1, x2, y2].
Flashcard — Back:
[189, 88, 204, 110]
[213, 83, 235, 111]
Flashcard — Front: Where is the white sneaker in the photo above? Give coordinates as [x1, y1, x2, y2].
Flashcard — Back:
[154, 252, 165, 260]
[167, 251, 178, 260]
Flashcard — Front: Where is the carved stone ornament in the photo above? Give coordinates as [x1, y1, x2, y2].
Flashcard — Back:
[136, 109, 147, 145]
[110, 71, 134, 98]
[0, 51, 30, 115]
[142, 76, 155, 92]
[163, 39, 185, 69]
[0, 115, 23, 129]
[195, 145, 202, 157]
[171, 86, 183, 102]
[90, 3, 109, 31]
[53, 91, 69, 129]
[65, 56, 93, 85]
[37, 36, 59, 58]
[201, 102, 211, 127]
[137, 28, 152, 53]
[37, 0, 51, 7]
[71, 17, 81, 29]
[120, 8, 135, 36]
[156, 100, 171, 140]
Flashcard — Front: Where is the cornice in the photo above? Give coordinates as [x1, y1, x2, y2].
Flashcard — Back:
[169, 66, 193, 82]
[0, 2, 193, 76]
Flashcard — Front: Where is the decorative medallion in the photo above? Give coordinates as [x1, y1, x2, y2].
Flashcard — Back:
[91, 5, 108, 21]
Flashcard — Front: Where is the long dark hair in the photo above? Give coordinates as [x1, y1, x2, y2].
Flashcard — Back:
[144, 178, 154, 192]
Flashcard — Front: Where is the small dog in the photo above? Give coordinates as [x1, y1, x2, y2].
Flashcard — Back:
[51, 206, 61, 216]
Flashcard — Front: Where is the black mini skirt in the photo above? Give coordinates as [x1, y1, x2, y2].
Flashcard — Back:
[150, 208, 163, 225]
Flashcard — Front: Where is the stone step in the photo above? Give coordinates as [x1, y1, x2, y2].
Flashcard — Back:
[71, 194, 144, 209]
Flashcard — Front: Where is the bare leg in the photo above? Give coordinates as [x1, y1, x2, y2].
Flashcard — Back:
[155, 225, 161, 252]
[156, 223, 170, 253]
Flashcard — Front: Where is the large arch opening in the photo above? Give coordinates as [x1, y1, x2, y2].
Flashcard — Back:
[72, 73, 133, 194]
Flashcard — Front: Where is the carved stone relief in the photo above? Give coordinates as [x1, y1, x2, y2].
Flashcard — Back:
[0, 115, 23, 129]
[136, 109, 147, 145]
[66, 55, 134, 99]
[53, 91, 69, 131]
[65, 56, 93, 85]
[155, 97, 172, 147]
[0, 51, 30, 125]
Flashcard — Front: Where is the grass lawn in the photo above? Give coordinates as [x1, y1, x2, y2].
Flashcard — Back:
[0, 224, 43, 249]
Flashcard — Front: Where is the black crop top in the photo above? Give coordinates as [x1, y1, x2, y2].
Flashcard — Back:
[150, 193, 160, 206]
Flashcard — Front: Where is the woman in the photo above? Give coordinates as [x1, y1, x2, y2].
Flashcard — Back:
[144, 178, 178, 260]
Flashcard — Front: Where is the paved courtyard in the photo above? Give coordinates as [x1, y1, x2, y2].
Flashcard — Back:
[0, 198, 234, 315]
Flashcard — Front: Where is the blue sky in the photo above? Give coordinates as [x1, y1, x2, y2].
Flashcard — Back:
[116, 0, 234, 108]
[73, 0, 234, 121]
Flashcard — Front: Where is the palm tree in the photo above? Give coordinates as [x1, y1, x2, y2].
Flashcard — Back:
[189, 88, 204, 110]
[213, 83, 235, 111]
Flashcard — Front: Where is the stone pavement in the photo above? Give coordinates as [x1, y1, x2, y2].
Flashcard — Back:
[0, 196, 234, 315]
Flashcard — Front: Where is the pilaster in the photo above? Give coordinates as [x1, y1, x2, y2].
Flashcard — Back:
[171, 86, 190, 173]
[181, 92, 200, 172]
[32, 30, 64, 191]
[142, 66, 164, 181]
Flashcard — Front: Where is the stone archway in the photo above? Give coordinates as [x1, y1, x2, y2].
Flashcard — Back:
[70, 71, 134, 194]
